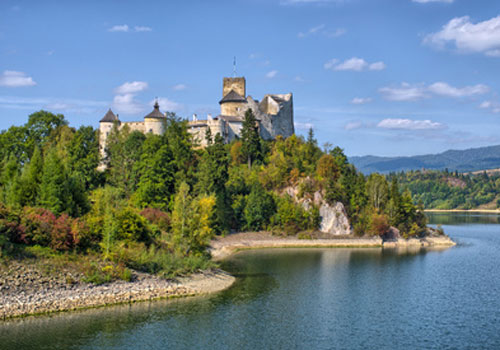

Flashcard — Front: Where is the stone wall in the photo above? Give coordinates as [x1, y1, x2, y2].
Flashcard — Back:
[223, 77, 246, 98]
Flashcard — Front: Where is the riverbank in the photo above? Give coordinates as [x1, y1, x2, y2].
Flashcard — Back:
[0, 259, 235, 320]
[425, 209, 500, 213]
[209, 232, 456, 260]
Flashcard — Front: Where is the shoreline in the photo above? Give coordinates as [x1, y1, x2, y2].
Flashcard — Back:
[1, 232, 455, 320]
[209, 232, 456, 261]
[425, 209, 500, 214]
[0, 268, 235, 320]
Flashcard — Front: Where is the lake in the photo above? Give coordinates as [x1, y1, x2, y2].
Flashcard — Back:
[1, 213, 499, 349]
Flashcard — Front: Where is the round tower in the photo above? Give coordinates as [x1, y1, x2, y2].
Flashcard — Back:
[99, 109, 119, 158]
[144, 101, 166, 134]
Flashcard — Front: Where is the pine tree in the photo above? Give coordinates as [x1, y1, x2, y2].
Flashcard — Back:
[240, 109, 261, 169]
[38, 148, 68, 215]
[18, 146, 43, 206]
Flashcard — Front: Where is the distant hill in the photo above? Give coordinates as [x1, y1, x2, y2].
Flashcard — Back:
[349, 145, 500, 174]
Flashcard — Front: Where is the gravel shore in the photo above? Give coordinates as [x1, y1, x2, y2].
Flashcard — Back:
[0, 260, 235, 319]
[209, 232, 456, 260]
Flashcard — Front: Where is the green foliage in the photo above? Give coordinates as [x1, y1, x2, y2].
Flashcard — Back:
[241, 109, 262, 168]
[244, 184, 276, 231]
[393, 169, 500, 210]
[271, 195, 319, 234]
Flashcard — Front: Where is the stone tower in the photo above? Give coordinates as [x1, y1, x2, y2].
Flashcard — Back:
[220, 77, 247, 116]
[144, 101, 166, 134]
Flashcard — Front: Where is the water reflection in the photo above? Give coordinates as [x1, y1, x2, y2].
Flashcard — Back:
[426, 212, 500, 225]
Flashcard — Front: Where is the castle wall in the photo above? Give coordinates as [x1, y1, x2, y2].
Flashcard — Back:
[188, 119, 227, 147]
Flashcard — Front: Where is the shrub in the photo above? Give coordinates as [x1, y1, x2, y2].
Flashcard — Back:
[369, 212, 390, 236]
[271, 195, 320, 234]
[140, 207, 170, 231]
[114, 207, 153, 243]
[19, 207, 56, 247]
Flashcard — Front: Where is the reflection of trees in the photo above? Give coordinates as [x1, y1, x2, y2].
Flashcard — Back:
[427, 213, 500, 225]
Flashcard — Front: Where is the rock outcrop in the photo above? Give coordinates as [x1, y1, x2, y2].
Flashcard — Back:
[283, 186, 352, 236]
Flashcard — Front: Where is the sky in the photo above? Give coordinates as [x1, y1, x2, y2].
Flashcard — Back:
[1, 0, 500, 157]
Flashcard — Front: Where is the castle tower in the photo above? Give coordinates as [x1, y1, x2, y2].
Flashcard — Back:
[98, 109, 120, 171]
[144, 101, 166, 134]
[220, 77, 247, 116]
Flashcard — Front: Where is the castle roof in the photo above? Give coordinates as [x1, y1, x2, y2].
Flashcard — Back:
[100, 109, 119, 123]
[219, 90, 247, 104]
[144, 101, 165, 119]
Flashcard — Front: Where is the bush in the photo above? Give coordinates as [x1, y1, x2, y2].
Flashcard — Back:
[271, 195, 320, 234]
[140, 208, 170, 231]
[369, 212, 390, 236]
[114, 207, 153, 243]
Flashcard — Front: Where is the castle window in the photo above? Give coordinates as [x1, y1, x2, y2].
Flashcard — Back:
[106, 132, 109, 136]
[149, 129, 153, 133]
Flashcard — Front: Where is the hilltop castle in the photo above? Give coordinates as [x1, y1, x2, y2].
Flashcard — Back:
[98, 76, 294, 166]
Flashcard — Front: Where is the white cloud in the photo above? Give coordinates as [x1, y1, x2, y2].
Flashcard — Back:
[428, 82, 489, 97]
[266, 70, 278, 78]
[113, 94, 144, 114]
[350, 97, 372, 104]
[0, 96, 107, 113]
[294, 76, 305, 82]
[324, 57, 386, 71]
[377, 118, 445, 130]
[379, 81, 488, 101]
[424, 15, 500, 56]
[298, 24, 346, 39]
[344, 121, 364, 130]
[108, 24, 129, 32]
[114, 81, 148, 94]
[379, 83, 427, 101]
[172, 84, 187, 91]
[368, 61, 386, 71]
[152, 98, 183, 112]
[479, 100, 500, 114]
[298, 24, 325, 38]
[134, 26, 152, 32]
[412, 0, 453, 3]
[294, 122, 314, 130]
[0, 70, 36, 87]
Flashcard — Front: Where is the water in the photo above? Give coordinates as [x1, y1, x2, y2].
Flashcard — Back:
[1, 213, 500, 349]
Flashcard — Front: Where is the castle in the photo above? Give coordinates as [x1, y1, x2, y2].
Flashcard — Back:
[98, 76, 294, 166]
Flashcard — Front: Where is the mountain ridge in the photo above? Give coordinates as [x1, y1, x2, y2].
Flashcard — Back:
[349, 145, 500, 174]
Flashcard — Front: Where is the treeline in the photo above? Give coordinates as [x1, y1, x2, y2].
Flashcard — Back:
[0, 109, 427, 279]
[393, 170, 500, 209]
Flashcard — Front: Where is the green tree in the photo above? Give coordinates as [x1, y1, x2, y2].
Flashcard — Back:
[366, 173, 389, 210]
[244, 184, 276, 230]
[38, 148, 68, 215]
[241, 109, 261, 169]
[132, 135, 175, 210]
[18, 146, 43, 206]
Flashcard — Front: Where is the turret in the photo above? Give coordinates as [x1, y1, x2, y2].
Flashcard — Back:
[99, 109, 120, 162]
[143, 101, 166, 134]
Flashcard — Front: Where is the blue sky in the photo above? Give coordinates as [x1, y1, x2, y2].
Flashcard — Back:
[1, 0, 500, 156]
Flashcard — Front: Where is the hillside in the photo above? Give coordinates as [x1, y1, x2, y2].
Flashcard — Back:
[349, 145, 500, 174]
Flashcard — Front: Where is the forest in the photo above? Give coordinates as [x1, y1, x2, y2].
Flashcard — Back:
[393, 170, 500, 210]
[0, 109, 426, 282]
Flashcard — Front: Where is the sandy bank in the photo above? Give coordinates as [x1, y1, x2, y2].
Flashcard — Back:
[210, 232, 456, 260]
[0, 266, 235, 320]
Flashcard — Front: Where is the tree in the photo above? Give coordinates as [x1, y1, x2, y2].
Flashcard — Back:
[106, 126, 146, 196]
[366, 173, 389, 210]
[67, 126, 102, 191]
[240, 109, 261, 169]
[244, 184, 276, 230]
[18, 146, 43, 207]
[0, 154, 21, 207]
[38, 148, 68, 215]
[132, 135, 175, 210]
[25, 110, 67, 158]
[171, 182, 215, 255]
